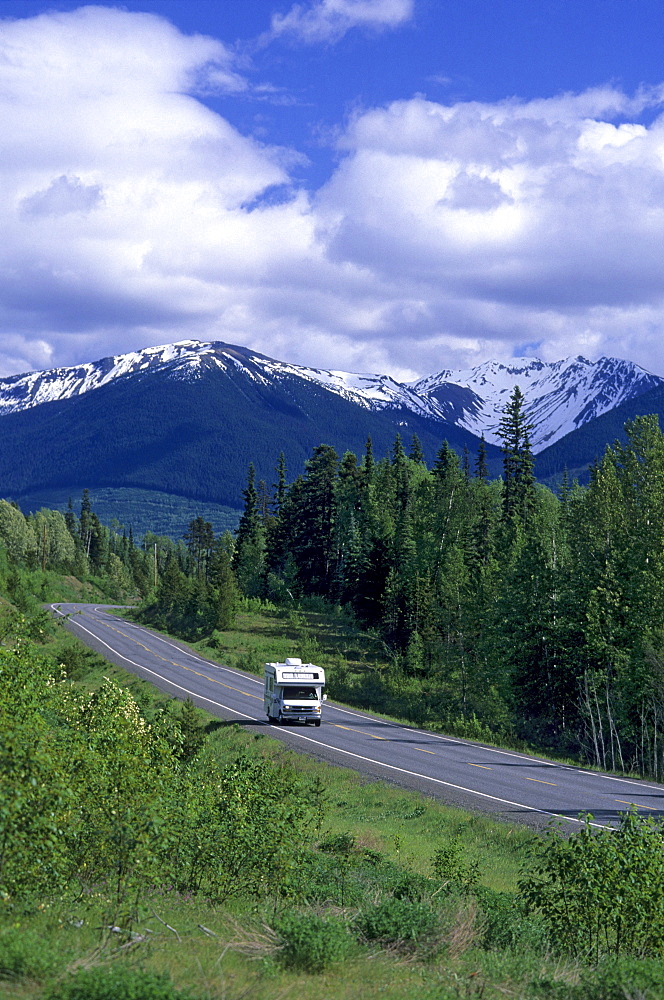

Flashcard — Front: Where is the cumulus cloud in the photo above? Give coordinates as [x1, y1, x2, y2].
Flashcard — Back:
[4, 7, 664, 380]
[314, 87, 664, 374]
[269, 0, 414, 44]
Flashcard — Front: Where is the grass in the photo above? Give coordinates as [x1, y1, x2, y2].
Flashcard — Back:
[47, 617, 533, 892]
[3, 615, 664, 999]
[0, 895, 569, 1000]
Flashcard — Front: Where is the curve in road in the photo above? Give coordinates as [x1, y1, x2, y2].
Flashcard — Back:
[51, 603, 664, 830]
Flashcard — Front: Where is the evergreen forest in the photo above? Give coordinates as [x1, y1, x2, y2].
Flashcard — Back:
[220, 396, 664, 780]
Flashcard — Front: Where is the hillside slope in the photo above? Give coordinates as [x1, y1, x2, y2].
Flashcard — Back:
[0, 359, 495, 513]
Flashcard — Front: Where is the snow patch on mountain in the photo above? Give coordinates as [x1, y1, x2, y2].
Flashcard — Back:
[411, 356, 664, 450]
[0, 340, 661, 453]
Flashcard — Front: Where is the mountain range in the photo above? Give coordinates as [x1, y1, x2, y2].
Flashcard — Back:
[1, 339, 663, 537]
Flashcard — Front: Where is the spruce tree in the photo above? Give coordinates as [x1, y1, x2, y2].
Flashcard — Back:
[233, 463, 266, 597]
[277, 445, 340, 596]
[409, 433, 425, 464]
[363, 435, 375, 480]
[475, 434, 489, 482]
[497, 386, 535, 523]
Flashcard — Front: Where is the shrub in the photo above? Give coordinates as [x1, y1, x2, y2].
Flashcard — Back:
[355, 898, 440, 953]
[275, 911, 355, 973]
[520, 810, 664, 959]
[43, 966, 198, 1000]
[0, 928, 63, 981]
[431, 840, 481, 893]
[283, 846, 428, 907]
[475, 887, 547, 952]
[318, 832, 356, 855]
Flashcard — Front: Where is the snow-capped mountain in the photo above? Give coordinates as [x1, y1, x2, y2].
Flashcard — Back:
[412, 356, 664, 451]
[0, 340, 661, 453]
[0, 340, 431, 418]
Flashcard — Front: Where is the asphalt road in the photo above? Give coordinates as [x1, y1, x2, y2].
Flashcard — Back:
[52, 602, 664, 830]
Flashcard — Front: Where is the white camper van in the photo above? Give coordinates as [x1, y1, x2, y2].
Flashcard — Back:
[264, 657, 327, 726]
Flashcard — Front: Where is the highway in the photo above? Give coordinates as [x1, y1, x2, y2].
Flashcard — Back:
[52, 602, 664, 830]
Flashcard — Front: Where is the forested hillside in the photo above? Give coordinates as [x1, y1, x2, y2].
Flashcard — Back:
[0, 357, 498, 521]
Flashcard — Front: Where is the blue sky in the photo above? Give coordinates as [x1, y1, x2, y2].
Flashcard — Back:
[2, 0, 664, 379]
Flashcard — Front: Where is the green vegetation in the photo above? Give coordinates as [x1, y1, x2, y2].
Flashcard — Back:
[195, 405, 664, 782]
[3, 396, 664, 997]
[16, 486, 241, 541]
[1, 598, 664, 997]
[521, 809, 664, 960]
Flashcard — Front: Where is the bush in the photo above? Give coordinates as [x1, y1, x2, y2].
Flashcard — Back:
[355, 898, 440, 953]
[43, 965, 198, 1000]
[531, 956, 664, 999]
[431, 840, 481, 893]
[520, 810, 664, 959]
[475, 887, 547, 952]
[275, 911, 355, 973]
[0, 928, 63, 981]
[282, 846, 429, 906]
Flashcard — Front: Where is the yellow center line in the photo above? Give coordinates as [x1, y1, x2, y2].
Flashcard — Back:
[468, 763, 492, 769]
[416, 748, 436, 755]
[616, 799, 660, 811]
[102, 622, 262, 700]
[524, 777, 557, 786]
[333, 724, 390, 740]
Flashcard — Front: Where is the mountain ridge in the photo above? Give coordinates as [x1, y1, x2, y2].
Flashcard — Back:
[0, 351, 494, 519]
[2, 340, 662, 454]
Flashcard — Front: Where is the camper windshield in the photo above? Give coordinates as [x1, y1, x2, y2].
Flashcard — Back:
[283, 686, 318, 700]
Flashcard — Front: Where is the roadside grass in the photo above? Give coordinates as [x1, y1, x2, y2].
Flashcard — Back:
[43, 612, 532, 892]
[46, 620, 532, 893]
[0, 892, 583, 1000]
[3, 618, 663, 1000]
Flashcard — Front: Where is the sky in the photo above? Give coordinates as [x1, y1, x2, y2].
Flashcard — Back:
[3, 0, 664, 381]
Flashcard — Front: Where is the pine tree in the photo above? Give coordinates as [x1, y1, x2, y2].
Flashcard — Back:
[363, 435, 375, 481]
[280, 445, 339, 595]
[208, 543, 239, 631]
[65, 497, 77, 539]
[233, 463, 266, 597]
[475, 434, 488, 482]
[79, 489, 93, 557]
[497, 386, 535, 523]
[409, 434, 425, 464]
[184, 516, 215, 579]
[274, 452, 287, 512]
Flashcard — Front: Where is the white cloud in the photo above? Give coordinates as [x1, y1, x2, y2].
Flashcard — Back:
[269, 0, 413, 44]
[4, 7, 664, 382]
[313, 88, 664, 374]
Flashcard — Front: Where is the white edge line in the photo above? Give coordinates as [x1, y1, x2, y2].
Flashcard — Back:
[52, 605, 609, 830]
[90, 606, 664, 795]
